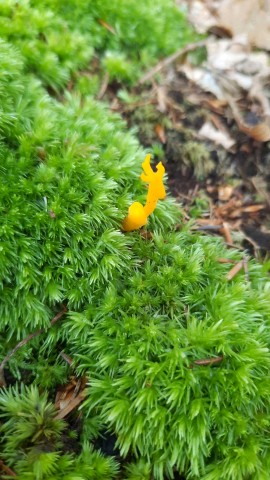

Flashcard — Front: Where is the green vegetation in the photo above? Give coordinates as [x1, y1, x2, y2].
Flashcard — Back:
[0, 386, 119, 479]
[0, 2, 270, 480]
[0, 0, 198, 88]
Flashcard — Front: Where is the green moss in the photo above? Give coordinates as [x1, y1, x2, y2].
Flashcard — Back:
[0, 4, 269, 480]
[0, 386, 119, 479]
[182, 141, 214, 180]
[0, 0, 200, 89]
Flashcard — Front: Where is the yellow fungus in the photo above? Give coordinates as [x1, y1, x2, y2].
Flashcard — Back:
[122, 154, 166, 232]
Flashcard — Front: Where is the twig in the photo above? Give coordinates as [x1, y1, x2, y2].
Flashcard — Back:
[226, 260, 244, 281]
[190, 355, 223, 368]
[0, 459, 17, 477]
[217, 258, 236, 264]
[194, 355, 223, 366]
[221, 221, 233, 244]
[97, 19, 116, 35]
[97, 72, 110, 100]
[60, 351, 73, 366]
[138, 40, 208, 84]
[225, 242, 245, 251]
[0, 306, 67, 386]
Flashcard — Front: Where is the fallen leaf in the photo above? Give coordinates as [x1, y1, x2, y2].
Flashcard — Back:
[198, 121, 235, 149]
[54, 391, 86, 420]
[55, 376, 87, 417]
[241, 204, 265, 213]
[225, 95, 270, 142]
[156, 85, 167, 113]
[179, 32, 270, 143]
[187, 0, 218, 34]
[218, 0, 270, 50]
[180, 64, 224, 99]
[218, 185, 234, 201]
[155, 124, 167, 143]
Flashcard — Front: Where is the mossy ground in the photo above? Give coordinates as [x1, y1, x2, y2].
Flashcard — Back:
[0, 2, 270, 480]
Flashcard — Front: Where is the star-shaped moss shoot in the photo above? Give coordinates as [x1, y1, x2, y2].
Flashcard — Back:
[122, 154, 166, 232]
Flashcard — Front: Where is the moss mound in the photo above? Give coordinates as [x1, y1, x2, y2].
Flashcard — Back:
[0, 4, 270, 480]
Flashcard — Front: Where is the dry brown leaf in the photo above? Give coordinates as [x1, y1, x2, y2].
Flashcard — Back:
[227, 96, 270, 142]
[54, 391, 86, 420]
[241, 204, 265, 213]
[193, 355, 223, 366]
[218, 0, 270, 50]
[187, 0, 270, 51]
[218, 185, 234, 201]
[55, 376, 87, 414]
[179, 31, 270, 143]
[155, 124, 167, 143]
[235, 118, 270, 142]
[186, 0, 220, 33]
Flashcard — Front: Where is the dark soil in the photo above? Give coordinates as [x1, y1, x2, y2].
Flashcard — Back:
[112, 71, 270, 257]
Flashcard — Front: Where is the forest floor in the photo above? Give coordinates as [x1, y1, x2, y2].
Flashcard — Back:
[103, 1, 270, 261]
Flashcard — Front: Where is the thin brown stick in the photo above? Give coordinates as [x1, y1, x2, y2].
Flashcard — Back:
[221, 221, 233, 244]
[194, 355, 224, 366]
[97, 72, 110, 100]
[0, 459, 17, 477]
[217, 258, 236, 264]
[138, 40, 208, 84]
[226, 260, 244, 281]
[189, 355, 224, 369]
[0, 306, 67, 385]
[60, 351, 73, 366]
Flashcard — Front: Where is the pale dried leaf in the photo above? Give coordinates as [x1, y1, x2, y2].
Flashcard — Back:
[180, 65, 224, 99]
[55, 391, 86, 420]
[218, 0, 270, 50]
[187, 0, 220, 33]
[156, 86, 167, 113]
[198, 121, 235, 149]
[218, 185, 234, 201]
[227, 96, 270, 141]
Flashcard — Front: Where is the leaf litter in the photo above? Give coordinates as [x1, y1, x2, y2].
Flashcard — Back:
[107, 0, 270, 256]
